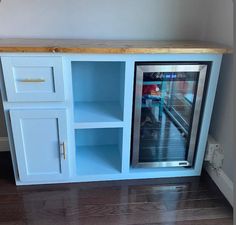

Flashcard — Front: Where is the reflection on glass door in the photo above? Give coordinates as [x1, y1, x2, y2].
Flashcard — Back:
[132, 64, 208, 168]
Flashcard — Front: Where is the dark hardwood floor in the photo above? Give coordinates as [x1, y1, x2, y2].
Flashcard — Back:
[0, 152, 233, 225]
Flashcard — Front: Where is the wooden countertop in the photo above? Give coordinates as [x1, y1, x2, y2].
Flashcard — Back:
[0, 39, 232, 54]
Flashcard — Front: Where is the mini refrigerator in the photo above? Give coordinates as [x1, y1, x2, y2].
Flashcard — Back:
[132, 63, 209, 168]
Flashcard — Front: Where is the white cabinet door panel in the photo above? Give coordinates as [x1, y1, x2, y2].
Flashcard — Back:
[10, 109, 69, 182]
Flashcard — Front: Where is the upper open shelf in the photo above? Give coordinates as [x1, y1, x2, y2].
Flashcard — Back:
[72, 61, 125, 128]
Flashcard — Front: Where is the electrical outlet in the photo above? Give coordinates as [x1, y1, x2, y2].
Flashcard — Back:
[204, 135, 220, 162]
[212, 148, 224, 170]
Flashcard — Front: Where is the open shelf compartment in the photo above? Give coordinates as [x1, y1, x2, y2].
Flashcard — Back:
[75, 128, 123, 176]
[72, 61, 125, 126]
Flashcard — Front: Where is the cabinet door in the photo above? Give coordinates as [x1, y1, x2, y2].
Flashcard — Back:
[10, 109, 69, 182]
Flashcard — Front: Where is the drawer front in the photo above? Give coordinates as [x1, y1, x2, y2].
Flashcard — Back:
[1, 56, 65, 102]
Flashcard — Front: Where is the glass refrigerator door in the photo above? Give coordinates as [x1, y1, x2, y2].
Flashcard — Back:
[132, 64, 208, 168]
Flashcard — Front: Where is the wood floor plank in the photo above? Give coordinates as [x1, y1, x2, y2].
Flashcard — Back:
[0, 189, 222, 207]
[70, 207, 233, 225]
[130, 218, 233, 225]
[1, 207, 231, 225]
[165, 198, 231, 210]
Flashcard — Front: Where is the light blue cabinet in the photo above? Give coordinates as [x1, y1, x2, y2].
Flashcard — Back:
[10, 109, 69, 182]
[0, 52, 224, 185]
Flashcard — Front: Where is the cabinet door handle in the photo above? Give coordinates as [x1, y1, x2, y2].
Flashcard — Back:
[18, 78, 46, 83]
[60, 142, 66, 160]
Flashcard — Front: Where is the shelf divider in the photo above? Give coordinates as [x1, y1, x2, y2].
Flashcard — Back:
[74, 101, 124, 128]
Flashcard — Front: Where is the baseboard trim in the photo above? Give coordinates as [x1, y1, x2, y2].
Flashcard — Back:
[205, 165, 233, 206]
[0, 137, 9, 152]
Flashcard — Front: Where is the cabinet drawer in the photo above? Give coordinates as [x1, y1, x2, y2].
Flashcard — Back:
[1, 56, 65, 102]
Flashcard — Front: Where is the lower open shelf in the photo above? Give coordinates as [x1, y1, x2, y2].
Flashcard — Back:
[75, 128, 123, 176]
[76, 145, 122, 175]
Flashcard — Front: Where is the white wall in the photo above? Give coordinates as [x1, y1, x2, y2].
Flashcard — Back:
[202, 0, 234, 181]
[202, 0, 233, 46]
[0, 0, 205, 40]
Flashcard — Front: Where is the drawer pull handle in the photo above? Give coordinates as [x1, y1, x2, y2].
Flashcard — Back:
[18, 78, 45, 83]
[60, 142, 66, 160]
